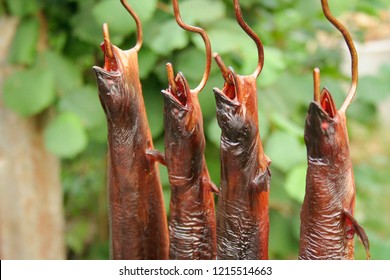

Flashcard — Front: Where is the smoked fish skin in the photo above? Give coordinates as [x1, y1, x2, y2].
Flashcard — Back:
[214, 68, 270, 260]
[93, 46, 169, 260]
[299, 88, 369, 260]
[161, 73, 217, 260]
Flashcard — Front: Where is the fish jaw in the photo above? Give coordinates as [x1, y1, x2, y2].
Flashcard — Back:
[162, 72, 191, 111]
[162, 72, 201, 137]
[304, 88, 349, 162]
[213, 71, 260, 144]
[300, 87, 370, 260]
[93, 41, 144, 125]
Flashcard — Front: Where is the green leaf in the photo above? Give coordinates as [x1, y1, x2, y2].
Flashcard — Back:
[285, 164, 307, 203]
[357, 75, 390, 105]
[180, 0, 225, 25]
[265, 131, 306, 172]
[258, 106, 270, 139]
[271, 73, 313, 107]
[270, 112, 303, 138]
[347, 101, 377, 126]
[8, 17, 39, 66]
[142, 81, 164, 139]
[257, 47, 287, 88]
[66, 220, 90, 256]
[58, 86, 106, 129]
[207, 117, 221, 148]
[92, 0, 157, 38]
[269, 210, 297, 259]
[175, 47, 207, 83]
[5, 0, 39, 16]
[138, 47, 158, 79]
[44, 113, 88, 158]
[72, 5, 104, 45]
[92, 0, 134, 37]
[43, 51, 83, 96]
[88, 122, 108, 144]
[3, 67, 55, 117]
[148, 19, 189, 55]
[201, 19, 249, 54]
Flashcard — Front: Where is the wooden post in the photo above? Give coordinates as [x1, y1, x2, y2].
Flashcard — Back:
[0, 16, 65, 259]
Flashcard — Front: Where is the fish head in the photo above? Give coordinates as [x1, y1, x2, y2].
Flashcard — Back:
[213, 67, 259, 141]
[161, 72, 201, 138]
[92, 40, 141, 122]
[304, 88, 349, 160]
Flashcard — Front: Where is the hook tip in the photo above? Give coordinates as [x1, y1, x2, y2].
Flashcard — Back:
[102, 23, 114, 59]
[120, 0, 143, 51]
[166, 62, 178, 94]
[313, 67, 321, 103]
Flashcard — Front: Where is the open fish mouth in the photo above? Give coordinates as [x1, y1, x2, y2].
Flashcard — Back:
[93, 23, 119, 75]
[213, 68, 241, 107]
[318, 88, 337, 118]
[162, 72, 190, 110]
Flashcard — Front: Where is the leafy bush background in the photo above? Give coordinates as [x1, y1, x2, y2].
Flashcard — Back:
[2, 0, 390, 259]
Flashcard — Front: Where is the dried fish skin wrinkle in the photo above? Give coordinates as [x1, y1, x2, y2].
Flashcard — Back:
[298, 0, 369, 260]
[159, 0, 217, 260]
[92, 1, 168, 260]
[299, 88, 369, 260]
[162, 73, 217, 260]
[213, 68, 270, 260]
[212, 0, 270, 261]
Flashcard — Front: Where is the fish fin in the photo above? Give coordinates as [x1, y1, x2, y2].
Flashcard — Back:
[344, 210, 370, 260]
[146, 149, 166, 166]
[201, 177, 219, 193]
[251, 167, 271, 192]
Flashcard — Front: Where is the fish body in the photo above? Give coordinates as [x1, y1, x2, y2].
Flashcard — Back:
[299, 88, 369, 260]
[213, 69, 270, 260]
[161, 73, 217, 260]
[93, 45, 169, 260]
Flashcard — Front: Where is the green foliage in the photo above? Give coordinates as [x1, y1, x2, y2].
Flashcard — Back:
[43, 51, 84, 96]
[2, 0, 390, 260]
[265, 131, 306, 173]
[5, 0, 39, 17]
[44, 113, 88, 158]
[8, 17, 40, 65]
[3, 66, 55, 116]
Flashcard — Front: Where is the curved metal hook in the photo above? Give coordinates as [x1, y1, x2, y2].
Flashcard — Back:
[120, 0, 143, 52]
[168, 0, 212, 95]
[320, 0, 358, 112]
[234, 0, 264, 78]
[214, 0, 264, 83]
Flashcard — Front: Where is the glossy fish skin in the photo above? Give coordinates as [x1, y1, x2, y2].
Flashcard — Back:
[213, 68, 270, 260]
[161, 73, 217, 260]
[299, 88, 369, 260]
[93, 45, 169, 260]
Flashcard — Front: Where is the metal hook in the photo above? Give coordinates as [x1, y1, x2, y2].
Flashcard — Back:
[214, 0, 264, 83]
[103, 23, 114, 59]
[234, 0, 264, 78]
[168, 0, 212, 95]
[320, 0, 358, 113]
[120, 0, 143, 52]
[313, 67, 321, 103]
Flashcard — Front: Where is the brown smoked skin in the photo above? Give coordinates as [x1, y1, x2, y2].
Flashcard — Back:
[161, 73, 217, 260]
[299, 89, 369, 260]
[214, 69, 270, 260]
[93, 46, 169, 260]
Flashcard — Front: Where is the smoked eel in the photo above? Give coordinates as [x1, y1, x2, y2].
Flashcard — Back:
[213, 0, 271, 260]
[92, 0, 168, 259]
[298, 0, 369, 260]
[157, 0, 217, 260]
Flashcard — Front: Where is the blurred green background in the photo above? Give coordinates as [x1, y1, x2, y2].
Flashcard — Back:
[1, 0, 389, 259]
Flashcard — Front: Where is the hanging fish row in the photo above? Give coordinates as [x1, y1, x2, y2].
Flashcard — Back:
[92, 0, 370, 260]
